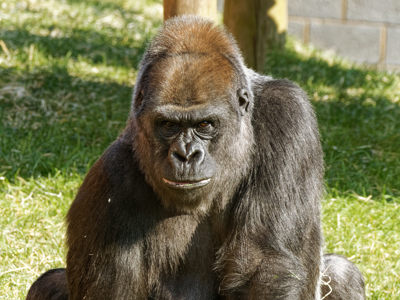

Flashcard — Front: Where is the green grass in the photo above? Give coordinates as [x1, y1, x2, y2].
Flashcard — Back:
[0, 1, 399, 299]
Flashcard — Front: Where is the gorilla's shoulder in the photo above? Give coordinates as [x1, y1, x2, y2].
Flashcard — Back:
[251, 74, 315, 125]
[101, 137, 141, 181]
[249, 74, 319, 155]
[103, 137, 134, 168]
[251, 75, 309, 111]
[96, 137, 155, 206]
[75, 137, 139, 193]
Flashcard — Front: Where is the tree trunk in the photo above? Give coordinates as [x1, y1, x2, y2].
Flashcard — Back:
[164, 0, 217, 22]
[223, 0, 287, 73]
[266, 0, 287, 50]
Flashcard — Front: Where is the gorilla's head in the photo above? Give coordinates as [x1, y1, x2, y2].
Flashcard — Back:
[131, 16, 254, 213]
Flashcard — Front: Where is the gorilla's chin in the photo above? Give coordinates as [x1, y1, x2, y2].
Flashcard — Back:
[158, 180, 215, 213]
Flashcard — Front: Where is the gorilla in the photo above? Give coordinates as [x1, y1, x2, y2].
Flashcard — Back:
[27, 16, 365, 300]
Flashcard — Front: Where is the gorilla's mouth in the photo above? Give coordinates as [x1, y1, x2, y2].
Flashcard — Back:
[162, 178, 211, 189]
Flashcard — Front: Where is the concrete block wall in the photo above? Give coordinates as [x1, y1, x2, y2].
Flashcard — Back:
[288, 0, 400, 70]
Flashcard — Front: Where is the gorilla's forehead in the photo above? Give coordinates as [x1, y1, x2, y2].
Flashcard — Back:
[148, 53, 236, 107]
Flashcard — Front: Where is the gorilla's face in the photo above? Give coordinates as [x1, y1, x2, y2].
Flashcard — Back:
[153, 106, 220, 189]
[133, 55, 252, 212]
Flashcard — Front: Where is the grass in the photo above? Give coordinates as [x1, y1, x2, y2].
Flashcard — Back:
[0, 0, 399, 299]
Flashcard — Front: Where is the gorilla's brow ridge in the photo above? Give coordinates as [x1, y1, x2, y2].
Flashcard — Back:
[152, 104, 228, 122]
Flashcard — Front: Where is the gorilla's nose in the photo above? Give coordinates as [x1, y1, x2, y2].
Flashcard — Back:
[170, 142, 204, 165]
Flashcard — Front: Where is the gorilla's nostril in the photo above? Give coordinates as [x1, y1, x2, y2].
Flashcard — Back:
[173, 151, 187, 162]
[188, 150, 202, 162]
[172, 149, 204, 164]
[188, 149, 206, 166]
[188, 150, 197, 159]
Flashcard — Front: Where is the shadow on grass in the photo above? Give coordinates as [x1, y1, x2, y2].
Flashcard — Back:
[0, 28, 148, 69]
[266, 45, 399, 90]
[0, 66, 133, 179]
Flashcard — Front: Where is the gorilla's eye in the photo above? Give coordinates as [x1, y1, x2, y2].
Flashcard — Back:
[197, 121, 212, 128]
[195, 121, 215, 137]
[162, 121, 177, 128]
[159, 120, 180, 137]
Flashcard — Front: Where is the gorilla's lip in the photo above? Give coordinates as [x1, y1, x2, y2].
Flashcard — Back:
[162, 178, 211, 189]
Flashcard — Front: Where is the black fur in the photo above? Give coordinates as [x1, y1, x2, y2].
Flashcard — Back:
[26, 268, 68, 300]
[321, 254, 365, 300]
[27, 16, 365, 300]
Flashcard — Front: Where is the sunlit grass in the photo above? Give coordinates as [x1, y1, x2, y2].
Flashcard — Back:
[1, 0, 399, 299]
[322, 194, 400, 298]
[0, 174, 74, 299]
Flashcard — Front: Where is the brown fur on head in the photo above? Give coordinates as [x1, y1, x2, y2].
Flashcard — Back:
[131, 15, 252, 111]
[130, 16, 254, 214]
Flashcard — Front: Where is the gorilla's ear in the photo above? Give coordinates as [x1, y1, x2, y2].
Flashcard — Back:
[238, 88, 250, 116]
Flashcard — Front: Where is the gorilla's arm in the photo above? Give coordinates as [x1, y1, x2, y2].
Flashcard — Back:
[66, 139, 149, 299]
[217, 78, 324, 299]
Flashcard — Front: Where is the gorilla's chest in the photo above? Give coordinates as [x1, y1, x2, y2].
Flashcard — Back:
[143, 215, 218, 297]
